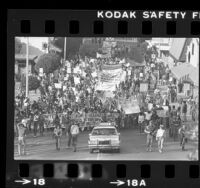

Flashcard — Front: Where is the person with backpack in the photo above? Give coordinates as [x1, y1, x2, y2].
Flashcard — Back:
[70, 121, 80, 152]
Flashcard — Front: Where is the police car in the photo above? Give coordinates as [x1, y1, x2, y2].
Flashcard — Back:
[88, 122, 120, 153]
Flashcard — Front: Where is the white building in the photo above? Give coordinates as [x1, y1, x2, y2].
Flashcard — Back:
[186, 38, 199, 68]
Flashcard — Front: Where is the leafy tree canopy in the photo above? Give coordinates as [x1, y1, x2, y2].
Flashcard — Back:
[21, 75, 41, 91]
[35, 53, 61, 74]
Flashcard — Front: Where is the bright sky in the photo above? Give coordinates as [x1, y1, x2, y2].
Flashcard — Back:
[17, 37, 48, 51]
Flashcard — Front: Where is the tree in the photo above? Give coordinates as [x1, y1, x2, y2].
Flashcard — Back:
[79, 43, 99, 58]
[127, 45, 145, 63]
[144, 45, 158, 63]
[21, 75, 41, 91]
[35, 53, 61, 74]
[50, 37, 82, 59]
[15, 38, 22, 53]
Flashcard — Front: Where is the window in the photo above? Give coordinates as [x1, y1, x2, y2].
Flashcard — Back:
[92, 128, 117, 135]
[192, 43, 194, 55]
[188, 52, 191, 63]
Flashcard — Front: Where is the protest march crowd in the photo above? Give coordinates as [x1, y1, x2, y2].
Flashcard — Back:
[15, 53, 199, 155]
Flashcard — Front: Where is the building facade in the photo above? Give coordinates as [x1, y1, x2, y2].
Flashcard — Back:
[186, 38, 199, 68]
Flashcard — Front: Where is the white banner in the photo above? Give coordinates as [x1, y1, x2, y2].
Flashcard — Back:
[119, 98, 140, 114]
[96, 66, 125, 91]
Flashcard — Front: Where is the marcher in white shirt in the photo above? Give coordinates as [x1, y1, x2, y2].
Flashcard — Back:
[156, 124, 166, 153]
[70, 122, 80, 152]
[145, 111, 152, 124]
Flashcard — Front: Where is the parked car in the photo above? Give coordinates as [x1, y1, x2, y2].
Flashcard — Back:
[88, 123, 120, 153]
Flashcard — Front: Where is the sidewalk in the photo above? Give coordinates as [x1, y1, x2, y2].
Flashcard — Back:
[14, 130, 91, 148]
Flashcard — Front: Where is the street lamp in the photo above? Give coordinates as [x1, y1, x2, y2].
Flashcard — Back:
[25, 37, 29, 97]
[64, 37, 67, 61]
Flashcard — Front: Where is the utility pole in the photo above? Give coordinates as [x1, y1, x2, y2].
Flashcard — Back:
[64, 37, 67, 61]
[25, 37, 29, 97]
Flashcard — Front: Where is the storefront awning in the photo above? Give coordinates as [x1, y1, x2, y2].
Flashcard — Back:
[170, 63, 197, 81]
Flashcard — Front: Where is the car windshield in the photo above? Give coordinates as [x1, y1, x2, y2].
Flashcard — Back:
[92, 128, 117, 135]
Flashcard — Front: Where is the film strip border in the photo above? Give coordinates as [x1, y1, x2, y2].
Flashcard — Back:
[7, 10, 200, 36]
[16, 163, 199, 179]
[7, 10, 200, 187]
[18, 19, 200, 35]
[6, 162, 200, 187]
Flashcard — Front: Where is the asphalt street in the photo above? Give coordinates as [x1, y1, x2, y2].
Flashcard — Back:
[14, 126, 197, 160]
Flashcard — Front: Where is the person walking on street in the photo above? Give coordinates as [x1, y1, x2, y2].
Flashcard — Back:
[53, 124, 62, 150]
[66, 121, 72, 149]
[156, 124, 166, 153]
[16, 122, 27, 156]
[191, 102, 196, 122]
[170, 105, 177, 118]
[145, 110, 152, 126]
[33, 111, 39, 137]
[178, 124, 187, 151]
[144, 121, 155, 152]
[182, 101, 187, 122]
[138, 112, 145, 133]
[61, 111, 68, 135]
[70, 121, 80, 152]
[38, 111, 44, 136]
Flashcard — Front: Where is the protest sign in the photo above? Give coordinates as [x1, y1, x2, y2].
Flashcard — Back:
[63, 86, 67, 90]
[74, 76, 80, 85]
[55, 83, 62, 89]
[73, 67, 81, 74]
[67, 68, 71, 74]
[119, 98, 140, 114]
[140, 83, 148, 92]
[92, 71, 97, 77]
[148, 103, 153, 111]
[39, 68, 43, 76]
[184, 83, 190, 91]
[82, 71, 86, 77]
